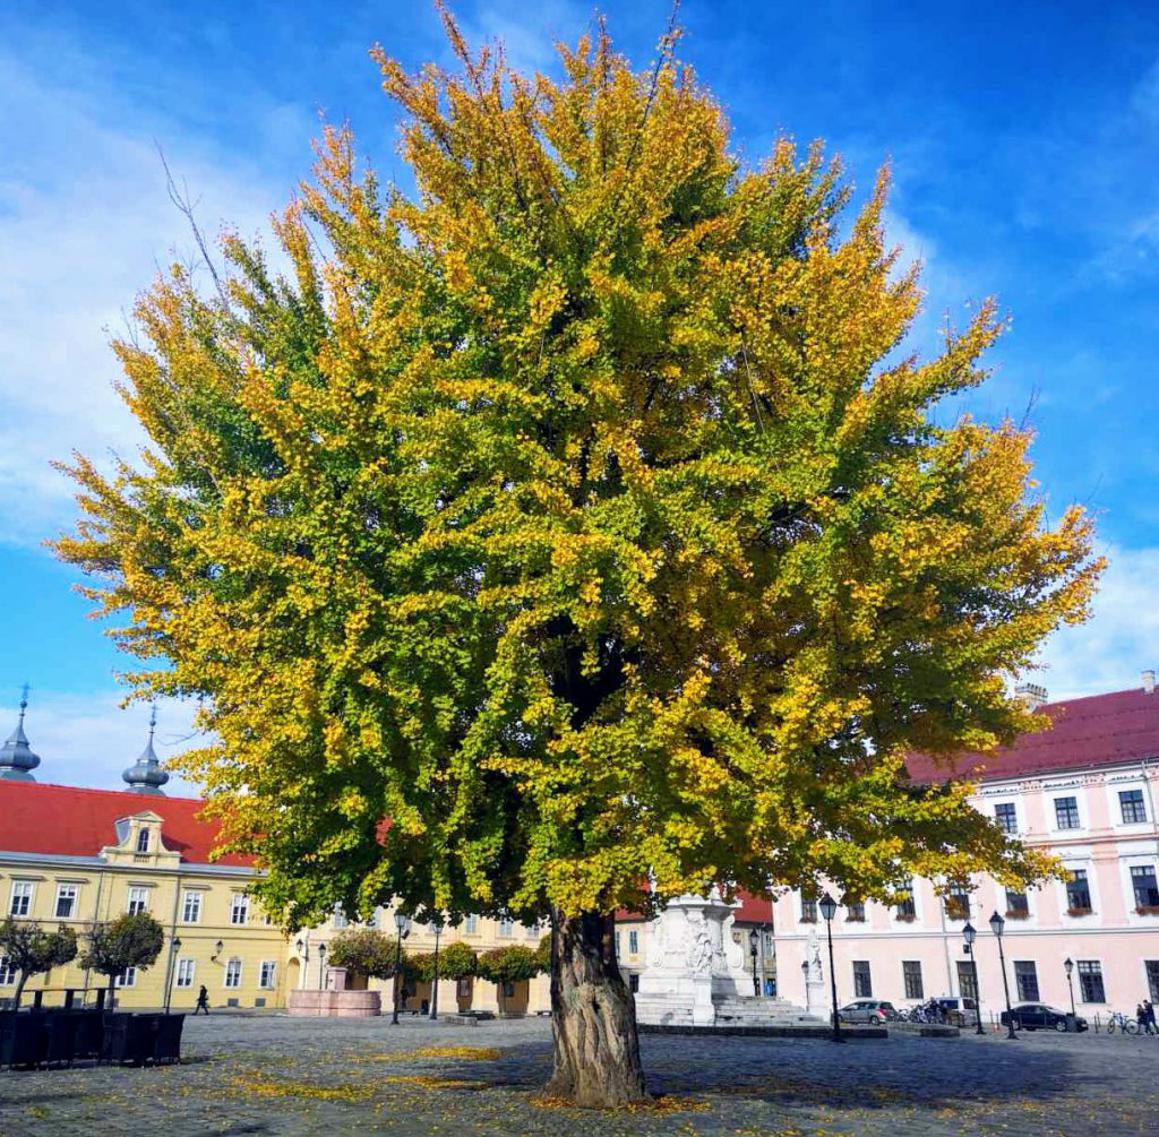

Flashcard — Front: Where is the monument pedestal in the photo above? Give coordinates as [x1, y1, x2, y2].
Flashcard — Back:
[634, 890, 819, 1028]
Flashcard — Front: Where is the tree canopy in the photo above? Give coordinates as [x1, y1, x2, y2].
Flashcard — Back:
[57, 14, 1097, 929]
[326, 927, 398, 980]
[81, 913, 165, 998]
[0, 919, 78, 1006]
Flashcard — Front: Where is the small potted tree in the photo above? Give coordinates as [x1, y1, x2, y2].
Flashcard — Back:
[81, 913, 164, 1010]
[0, 918, 78, 1010]
[477, 945, 543, 1017]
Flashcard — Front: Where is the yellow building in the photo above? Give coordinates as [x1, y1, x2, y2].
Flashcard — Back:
[0, 701, 549, 1014]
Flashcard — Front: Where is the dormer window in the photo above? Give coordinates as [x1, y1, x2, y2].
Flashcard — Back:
[136, 828, 150, 853]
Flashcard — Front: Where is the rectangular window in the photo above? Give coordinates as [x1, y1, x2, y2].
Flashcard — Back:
[524, 922, 539, 938]
[800, 896, 817, 923]
[994, 803, 1018, 834]
[628, 931, 639, 955]
[1120, 790, 1147, 825]
[945, 887, 970, 921]
[464, 915, 478, 935]
[1146, 961, 1159, 1003]
[957, 960, 978, 1001]
[1066, 869, 1091, 912]
[1077, 961, 1105, 1003]
[332, 907, 348, 929]
[182, 891, 202, 923]
[259, 961, 277, 989]
[1131, 865, 1159, 909]
[497, 917, 514, 938]
[852, 961, 872, 998]
[176, 959, 195, 988]
[895, 884, 916, 920]
[115, 967, 137, 988]
[1005, 889, 1029, 917]
[846, 901, 866, 922]
[54, 884, 78, 919]
[127, 887, 149, 916]
[230, 894, 250, 925]
[1054, 797, 1080, 830]
[224, 959, 242, 988]
[136, 828, 151, 853]
[615, 932, 621, 958]
[0, 956, 16, 985]
[9, 881, 33, 917]
[1014, 961, 1039, 1002]
[902, 961, 924, 1000]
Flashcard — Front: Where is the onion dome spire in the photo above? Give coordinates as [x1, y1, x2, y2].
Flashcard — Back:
[0, 684, 41, 782]
[122, 703, 169, 794]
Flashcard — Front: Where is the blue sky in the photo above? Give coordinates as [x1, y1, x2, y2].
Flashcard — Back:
[2, 0, 1157, 791]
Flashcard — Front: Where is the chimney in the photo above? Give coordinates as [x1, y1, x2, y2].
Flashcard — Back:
[1143, 670, 1155, 696]
[1015, 682, 1048, 709]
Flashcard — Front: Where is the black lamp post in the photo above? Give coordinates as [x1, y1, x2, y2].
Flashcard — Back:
[164, 936, 182, 1014]
[430, 918, 443, 1020]
[317, 942, 327, 991]
[211, 939, 224, 962]
[295, 937, 308, 989]
[392, 911, 412, 1025]
[962, 923, 985, 1035]
[819, 892, 843, 1043]
[749, 928, 761, 998]
[990, 910, 1017, 1039]
[1064, 957, 1076, 1021]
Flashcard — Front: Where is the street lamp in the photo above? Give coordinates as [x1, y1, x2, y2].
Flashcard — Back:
[962, 923, 985, 1035]
[430, 917, 444, 1020]
[317, 942, 327, 991]
[295, 938, 308, 989]
[989, 910, 1017, 1040]
[748, 928, 761, 998]
[819, 892, 843, 1043]
[1064, 957, 1076, 1021]
[211, 939, 224, 961]
[392, 911, 412, 1025]
[164, 936, 182, 1014]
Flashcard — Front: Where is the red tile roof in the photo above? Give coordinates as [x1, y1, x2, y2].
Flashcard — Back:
[616, 888, 773, 924]
[906, 687, 1159, 784]
[0, 781, 253, 867]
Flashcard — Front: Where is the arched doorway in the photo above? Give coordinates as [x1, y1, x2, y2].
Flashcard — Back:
[286, 958, 301, 994]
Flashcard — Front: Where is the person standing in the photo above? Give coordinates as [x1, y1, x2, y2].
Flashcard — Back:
[1143, 1000, 1156, 1035]
[193, 985, 210, 1015]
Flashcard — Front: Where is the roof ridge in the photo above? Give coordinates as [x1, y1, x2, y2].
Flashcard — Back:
[3, 780, 206, 805]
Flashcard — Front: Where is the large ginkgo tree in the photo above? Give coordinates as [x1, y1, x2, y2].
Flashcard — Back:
[57, 12, 1098, 1106]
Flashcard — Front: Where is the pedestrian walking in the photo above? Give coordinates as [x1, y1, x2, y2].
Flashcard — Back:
[1143, 1000, 1156, 1035]
[194, 984, 210, 1015]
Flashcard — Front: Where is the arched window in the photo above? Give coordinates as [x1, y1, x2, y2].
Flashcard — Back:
[136, 828, 150, 853]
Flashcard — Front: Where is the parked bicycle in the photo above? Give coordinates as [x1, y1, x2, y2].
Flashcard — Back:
[1105, 1011, 1139, 1035]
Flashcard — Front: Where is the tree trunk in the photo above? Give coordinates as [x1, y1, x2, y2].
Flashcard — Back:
[545, 911, 648, 1108]
[13, 971, 27, 1010]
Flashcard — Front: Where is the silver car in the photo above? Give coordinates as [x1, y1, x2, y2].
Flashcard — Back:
[838, 999, 899, 1023]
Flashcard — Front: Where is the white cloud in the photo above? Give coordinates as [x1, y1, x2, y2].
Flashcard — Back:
[1, 689, 204, 796]
[0, 51, 298, 549]
[1033, 543, 1159, 700]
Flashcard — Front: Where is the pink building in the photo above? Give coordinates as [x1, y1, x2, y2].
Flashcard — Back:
[768, 679, 1159, 1020]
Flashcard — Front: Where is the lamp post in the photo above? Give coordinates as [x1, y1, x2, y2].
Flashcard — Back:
[962, 923, 985, 1035]
[430, 918, 443, 1021]
[295, 938, 308, 989]
[1064, 957, 1076, 1021]
[211, 939, 224, 961]
[317, 942, 327, 991]
[392, 911, 412, 1025]
[819, 892, 843, 1043]
[749, 928, 761, 998]
[990, 910, 1017, 1039]
[164, 936, 182, 1014]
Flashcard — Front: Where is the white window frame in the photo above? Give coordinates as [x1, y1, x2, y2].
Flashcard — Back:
[9, 880, 33, 917]
[259, 960, 278, 989]
[464, 915, 478, 935]
[115, 966, 137, 988]
[127, 886, 149, 916]
[136, 827, 151, 853]
[230, 894, 250, 926]
[224, 958, 242, 989]
[497, 917, 514, 938]
[175, 958, 195, 988]
[993, 801, 1019, 835]
[1060, 861, 1097, 917]
[628, 930, 639, 955]
[54, 883, 78, 919]
[0, 956, 16, 985]
[182, 890, 203, 924]
[1052, 794, 1082, 832]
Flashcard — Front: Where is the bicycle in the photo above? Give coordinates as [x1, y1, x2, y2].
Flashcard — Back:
[1105, 1012, 1139, 1035]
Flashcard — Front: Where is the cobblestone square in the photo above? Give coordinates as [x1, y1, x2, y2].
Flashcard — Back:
[1, 1015, 1156, 1136]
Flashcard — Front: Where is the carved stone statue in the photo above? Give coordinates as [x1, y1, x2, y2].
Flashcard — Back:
[807, 929, 823, 983]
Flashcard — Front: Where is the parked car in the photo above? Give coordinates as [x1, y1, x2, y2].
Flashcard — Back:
[838, 999, 900, 1023]
[932, 996, 979, 1026]
[1000, 1003, 1088, 1032]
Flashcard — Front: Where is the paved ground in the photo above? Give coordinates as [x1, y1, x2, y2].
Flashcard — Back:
[2, 1014, 1157, 1136]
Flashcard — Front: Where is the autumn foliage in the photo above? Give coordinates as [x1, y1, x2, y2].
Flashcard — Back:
[56, 9, 1098, 1105]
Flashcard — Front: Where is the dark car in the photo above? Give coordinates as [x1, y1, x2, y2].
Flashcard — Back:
[838, 999, 900, 1023]
[1000, 1003, 1089, 1032]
